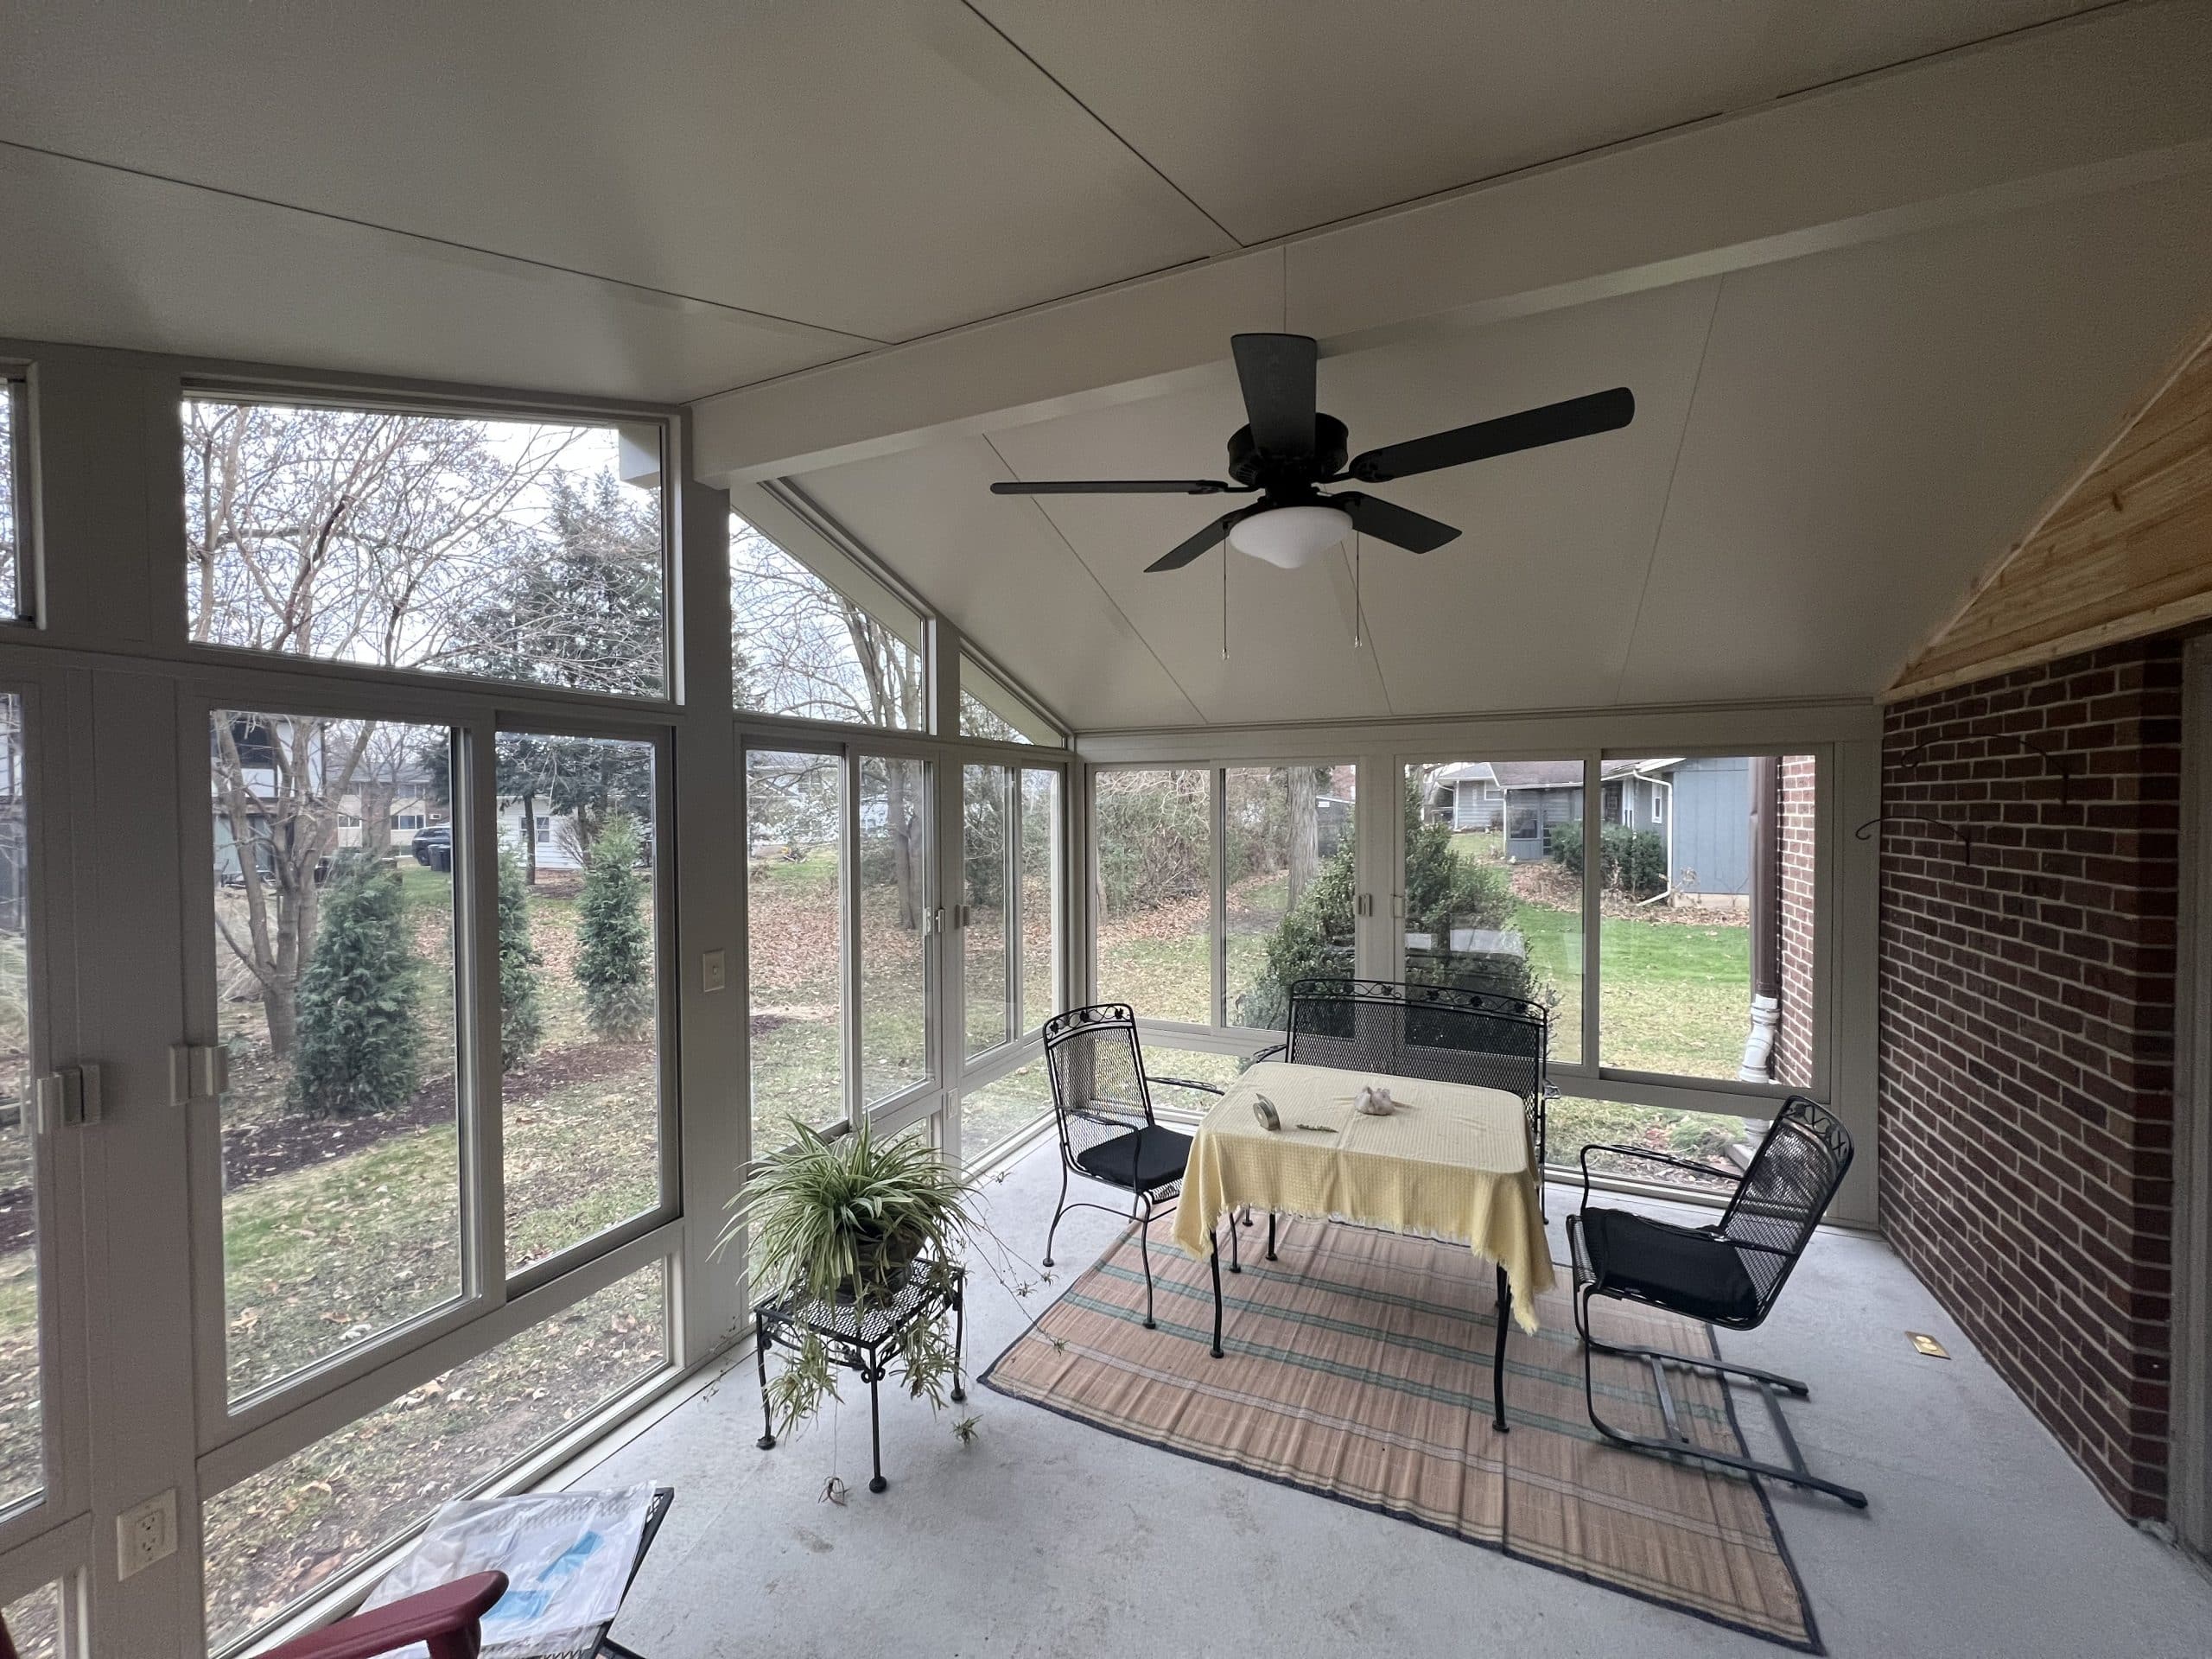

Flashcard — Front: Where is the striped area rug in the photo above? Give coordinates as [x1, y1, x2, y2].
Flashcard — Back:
[982, 1216, 1821, 1652]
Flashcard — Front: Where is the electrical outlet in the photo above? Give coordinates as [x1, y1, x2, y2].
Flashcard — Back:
[702, 948, 728, 994]
[117, 1488, 177, 1580]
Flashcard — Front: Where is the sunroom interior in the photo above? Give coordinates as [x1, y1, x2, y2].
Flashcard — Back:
[3, 3, 2212, 1656]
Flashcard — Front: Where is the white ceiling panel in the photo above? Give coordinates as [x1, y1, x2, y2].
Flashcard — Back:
[1620, 173, 2212, 707]
[795, 175, 2212, 731]
[0, 146, 858, 402]
[0, 0, 1234, 346]
[796, 437, 1205, 730]
[972, 0, 2099, 244]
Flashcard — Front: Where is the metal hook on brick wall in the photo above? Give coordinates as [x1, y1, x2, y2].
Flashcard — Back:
[1853, 813, 1977, 868]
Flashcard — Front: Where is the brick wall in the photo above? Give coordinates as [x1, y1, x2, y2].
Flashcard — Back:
[1878, 638, 2183, 1519]
[1775, 753, 1818, 1090]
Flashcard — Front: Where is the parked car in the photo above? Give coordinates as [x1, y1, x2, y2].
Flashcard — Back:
[411, 823, 453, 871]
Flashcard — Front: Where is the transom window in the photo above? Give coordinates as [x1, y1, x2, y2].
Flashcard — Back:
[184, 397, 668, 696]
[731, 513, 924, 729]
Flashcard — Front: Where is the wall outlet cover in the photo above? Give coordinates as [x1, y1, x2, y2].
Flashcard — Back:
[117, 1488, 177, 1580]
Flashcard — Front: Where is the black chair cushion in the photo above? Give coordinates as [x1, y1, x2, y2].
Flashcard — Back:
[1075, 1123, 1192, 1192]
[1582, 1206, 1761, 1325]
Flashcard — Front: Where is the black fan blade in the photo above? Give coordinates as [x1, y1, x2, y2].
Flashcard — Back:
[1332, 492, 1460, 555]
[1348, 386, 1634, 483]
[1146, 506, 1257, 573]
[1231, 333, 1319, 459]
[991, 478, 1233, 495]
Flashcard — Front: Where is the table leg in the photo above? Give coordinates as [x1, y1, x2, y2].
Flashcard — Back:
[755, 1325, 777, 1451]
[1209, 1227, 1225, 1359]
[868, 1359, 888, 1493]
[1493, 1264, 1511, 1435]
[1265, 1211, 1277, 1262]
[950, 1278, 968, 1404]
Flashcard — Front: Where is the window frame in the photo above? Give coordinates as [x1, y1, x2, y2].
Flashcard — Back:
[1392, 745, 1834, 1110]
[176, 383, 677, 709]
[1, 370, 31, 627]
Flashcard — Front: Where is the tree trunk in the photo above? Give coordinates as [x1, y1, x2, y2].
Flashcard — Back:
[886, 765, 920, 930]
[358, 779, 395, 858]
[1288, 767, 1319, 909]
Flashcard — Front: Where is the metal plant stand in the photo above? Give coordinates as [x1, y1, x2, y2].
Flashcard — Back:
[753, 1259, 967, 1494]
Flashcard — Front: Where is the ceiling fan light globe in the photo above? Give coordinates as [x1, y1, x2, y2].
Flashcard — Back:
[1228, 504, 1352, 569]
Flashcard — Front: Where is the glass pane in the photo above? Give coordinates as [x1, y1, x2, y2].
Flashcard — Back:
[202, 1261, 668, 1654]
[2, 1580, 64, 1659]
[1095, 769, 1212, 1025]
[858, 756, 930, 1104]
[1017, 769, 1060, 1033]
[730, 516, 923, 728]
[961, 1059, 1052, 1170]
[1548, 1094, 1771, 1183]
[1403, 760, 1582, 1065]
[1, 378, 22, 619]
[1224, 766, 1356, 1032]
[0, 695, 36, 1510]
[1599, 755, 1815, 1085]
[963, 766, 1011, 1058]
[213, 713, 461, 1401]
[959, 655, 1056, 745]
[1140, 1046, 1247, 1098]
[185, 401, 664, 696]
[494, 734, 663, 1275]
[745, 750, 846, 1151]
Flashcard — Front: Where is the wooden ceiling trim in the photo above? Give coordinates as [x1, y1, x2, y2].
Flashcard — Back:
[1887, 323, 2212, 702]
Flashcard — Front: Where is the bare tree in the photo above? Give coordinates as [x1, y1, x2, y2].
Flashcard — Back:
[186, 401, 588, 1058]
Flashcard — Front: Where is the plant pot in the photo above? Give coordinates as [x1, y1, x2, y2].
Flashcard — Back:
[832, 1230, 927, 1305]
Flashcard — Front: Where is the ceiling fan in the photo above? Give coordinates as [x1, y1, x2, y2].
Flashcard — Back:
[988, 334, 1634, 573]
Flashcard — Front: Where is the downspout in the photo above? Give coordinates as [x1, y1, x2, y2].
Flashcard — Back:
[1740, 755, 1783, 1082]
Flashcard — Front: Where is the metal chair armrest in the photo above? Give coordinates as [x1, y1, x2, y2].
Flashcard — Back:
[1251, 1043, 1287, 1062]
[1145, 1075, 1225, 1096]
[1576, 1142, 1742, 1215]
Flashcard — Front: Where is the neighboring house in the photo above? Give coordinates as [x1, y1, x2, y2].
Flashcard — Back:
[1427, 754, 1753, 904]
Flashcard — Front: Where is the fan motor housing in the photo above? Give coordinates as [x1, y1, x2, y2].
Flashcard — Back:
[1228, 413, 1348, 488]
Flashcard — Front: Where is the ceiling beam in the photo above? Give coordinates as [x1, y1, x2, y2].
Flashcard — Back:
[692, 0, 2212, 486]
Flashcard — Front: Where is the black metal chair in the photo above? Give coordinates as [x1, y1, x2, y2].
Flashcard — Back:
[1039, 1003, 1231, 1328]
[1565, 1095, 1866, 1508]
[1266, 977, 1554, 1180]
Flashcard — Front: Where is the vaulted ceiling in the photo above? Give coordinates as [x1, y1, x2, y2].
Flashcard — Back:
[6, 2, 2211, 732]
[0, 0, 2120, 395]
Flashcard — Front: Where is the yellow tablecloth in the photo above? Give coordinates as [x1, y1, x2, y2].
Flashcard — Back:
[1170, 1060, 1554, 1330]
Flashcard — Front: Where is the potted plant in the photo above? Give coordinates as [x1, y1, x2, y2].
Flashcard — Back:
[721, 1121, 981, 1440]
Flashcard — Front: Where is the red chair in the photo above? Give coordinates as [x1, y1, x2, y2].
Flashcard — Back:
[259, 1571, 508, 1659]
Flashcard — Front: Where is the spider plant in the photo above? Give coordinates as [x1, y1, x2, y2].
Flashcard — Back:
[721, 1120, 984, 1442]
[725, 1119, 979, 1305]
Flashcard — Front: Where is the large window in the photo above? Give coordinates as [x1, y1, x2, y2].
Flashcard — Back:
[1094, 769, 1212, 1025]
[963, 766, 1013, 1058]
[1402, 753, 1820, 1190]
[0, 696, 37, 1512]
[744, 749, 847, 1152]
[202, 1261, 667, 1652]
[212, 712, 463, 1402]
[858, 756, 931, 1105]
[185, 399, 666, 696]
[1019, 769, 1061, 1032]
[731, 516, 924, 728]
[1, 375, 24, 620]
[494, 732, 665, 1276]
[1403, 760, 1584, 1064]
[1224, 766, 1356, 1031]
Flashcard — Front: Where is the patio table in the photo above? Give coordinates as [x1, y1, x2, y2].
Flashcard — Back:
[1170, 1060, 1554, 1431]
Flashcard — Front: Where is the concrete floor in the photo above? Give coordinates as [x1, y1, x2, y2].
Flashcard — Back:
[584, 1135, 2212, 1658]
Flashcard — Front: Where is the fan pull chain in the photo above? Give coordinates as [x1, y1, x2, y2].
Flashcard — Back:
[1353, 530, 1363, 650]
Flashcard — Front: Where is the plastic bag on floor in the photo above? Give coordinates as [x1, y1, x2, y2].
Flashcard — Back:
[364, 1485, 656, 1659]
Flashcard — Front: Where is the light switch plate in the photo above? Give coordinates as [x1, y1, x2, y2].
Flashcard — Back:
[117, 1488, 177, 1580]
[702, 948, 728, 994]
